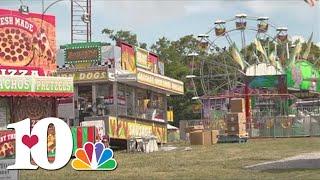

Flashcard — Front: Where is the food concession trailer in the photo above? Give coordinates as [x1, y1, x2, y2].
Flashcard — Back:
[56, 41, 184, 143]
[0, 8, 74, 158]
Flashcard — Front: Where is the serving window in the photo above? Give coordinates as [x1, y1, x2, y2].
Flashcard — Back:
[78, 85, 93, 121]
[117, 84, 127, 116]
[96, 83, 113, 116]
[135, 88, 166, 121]
[77, 82, 167, 122]
[125, 86, 134, 117]
[136, 89, 150, 119]
[151, 93, 166, 121]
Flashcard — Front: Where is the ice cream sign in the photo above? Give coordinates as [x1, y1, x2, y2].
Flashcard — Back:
[0, 16, 36, 33]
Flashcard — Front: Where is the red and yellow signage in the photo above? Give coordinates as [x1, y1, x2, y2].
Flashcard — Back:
[148, 52, 158, 73]
[0, 65, 45, 76]
[136, 47, 149, 69]
[56, 69, 108, 83]
[0, 9, 56, 74]
[137, 68, 184, 94]
[120, 42, 136, 73]
[108, 117, 167, 143]
[0, 130, 15, 159]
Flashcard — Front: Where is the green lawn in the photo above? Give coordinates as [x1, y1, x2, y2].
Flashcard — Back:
[21, 138, 320, 180]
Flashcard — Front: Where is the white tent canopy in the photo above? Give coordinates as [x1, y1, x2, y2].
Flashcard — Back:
[167, 124, 179, 130]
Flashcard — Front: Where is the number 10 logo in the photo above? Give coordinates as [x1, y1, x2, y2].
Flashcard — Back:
[7, 118, 73, 170]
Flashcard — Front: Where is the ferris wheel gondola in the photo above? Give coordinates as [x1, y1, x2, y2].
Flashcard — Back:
[187, 14, 290, 100]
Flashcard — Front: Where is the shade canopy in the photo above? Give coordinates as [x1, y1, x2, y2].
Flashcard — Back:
[0, 75, 74, 97]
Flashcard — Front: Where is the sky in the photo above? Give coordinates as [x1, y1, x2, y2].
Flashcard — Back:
[1, 0, 320, 49]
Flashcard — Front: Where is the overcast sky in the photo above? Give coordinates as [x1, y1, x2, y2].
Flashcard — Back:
[1, 0, 320, 48]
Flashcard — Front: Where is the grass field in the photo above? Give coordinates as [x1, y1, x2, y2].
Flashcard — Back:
[20, 138, 320, 180]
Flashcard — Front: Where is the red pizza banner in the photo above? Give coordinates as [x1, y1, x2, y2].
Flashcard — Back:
[0, 130, 15, 159]
[0, 9, 57, 74]
[0, 65, 45, 76]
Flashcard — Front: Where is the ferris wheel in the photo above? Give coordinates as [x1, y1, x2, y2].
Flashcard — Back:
[186, 13, 291, 100]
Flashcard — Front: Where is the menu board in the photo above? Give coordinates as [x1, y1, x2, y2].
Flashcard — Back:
[66, 48, 100, 61]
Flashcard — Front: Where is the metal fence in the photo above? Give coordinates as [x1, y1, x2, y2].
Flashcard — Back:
[179, 118, 226, 140]
[249, 115, 320, 138]
[180, 114, 320, 140]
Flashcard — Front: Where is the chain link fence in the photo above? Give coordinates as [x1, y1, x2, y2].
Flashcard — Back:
[180, 113, 320, 140]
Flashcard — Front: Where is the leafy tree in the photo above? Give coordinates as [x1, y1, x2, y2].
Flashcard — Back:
[101, 28, 147, 49]
[151, 35, 202, 124]
[139, 42, 148, 49]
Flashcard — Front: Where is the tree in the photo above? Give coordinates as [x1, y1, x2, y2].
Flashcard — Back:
[101, 28, 147, 49]
[151, 35, 202, 124]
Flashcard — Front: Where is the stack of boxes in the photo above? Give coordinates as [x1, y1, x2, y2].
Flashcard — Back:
[226, 98, 247, 137]
[187, 126, 220, 145]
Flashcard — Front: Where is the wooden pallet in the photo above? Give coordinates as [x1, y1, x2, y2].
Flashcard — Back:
[217, 135, 248, 143]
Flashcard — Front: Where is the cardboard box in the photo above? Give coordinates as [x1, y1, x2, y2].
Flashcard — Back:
[226, 113, 246, 124]
[211, 130, 219, 144]
[190, 130, 212, 145]
[230, 98, 245, 113]
[226, 120, 247, 136]
[227, 126, 247, 136]
[186, 125, 204, 133]
[227, 123, 246, 131]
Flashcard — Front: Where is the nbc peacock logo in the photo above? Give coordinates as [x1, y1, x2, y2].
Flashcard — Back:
[71, 142, 117, 170]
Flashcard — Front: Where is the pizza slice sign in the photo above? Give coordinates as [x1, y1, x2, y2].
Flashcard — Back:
[0, 27, 34, 66]
[0, 14, 55, 67]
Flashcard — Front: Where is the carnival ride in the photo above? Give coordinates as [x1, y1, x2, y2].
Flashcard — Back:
[187, 14, 320, 137]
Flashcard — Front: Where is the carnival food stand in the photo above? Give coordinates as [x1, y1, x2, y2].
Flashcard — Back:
[0, 8, 74, 158]
[56, 41, 184, 143]
[0, 69, 74, 158]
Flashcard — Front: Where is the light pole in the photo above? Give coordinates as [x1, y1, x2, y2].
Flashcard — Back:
[19, 0, 88, 17]
[42, 0, 89, 23]
[18, 0, 90, 31]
